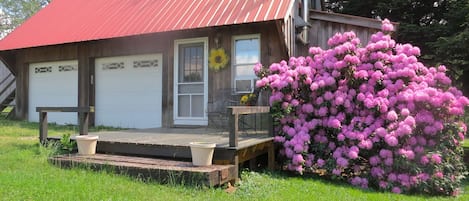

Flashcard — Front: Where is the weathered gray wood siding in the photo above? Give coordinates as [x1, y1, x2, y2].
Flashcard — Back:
[0, 21, 288, 127]
[296, 10, 383, 55]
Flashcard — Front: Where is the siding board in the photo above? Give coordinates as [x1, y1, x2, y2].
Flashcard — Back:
[296, 10, 383, 55]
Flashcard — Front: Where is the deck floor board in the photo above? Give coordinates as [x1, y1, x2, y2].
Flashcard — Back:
[51, 127, 272, 150]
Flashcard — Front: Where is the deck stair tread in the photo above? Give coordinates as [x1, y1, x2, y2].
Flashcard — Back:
[52, 154, 232, 172]
[50, 154, 236, 186]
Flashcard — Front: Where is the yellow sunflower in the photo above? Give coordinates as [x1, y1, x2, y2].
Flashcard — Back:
[209, 48, 229, 72]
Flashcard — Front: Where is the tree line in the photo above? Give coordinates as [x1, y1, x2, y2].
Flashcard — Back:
[324, 0, 469, 95]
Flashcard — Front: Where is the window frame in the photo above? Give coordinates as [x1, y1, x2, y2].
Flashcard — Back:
[232, 34, 261, 94]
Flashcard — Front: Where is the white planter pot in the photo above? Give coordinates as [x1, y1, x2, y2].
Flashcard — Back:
[75, 135, 99, 155]
[189, 142, 216, 166]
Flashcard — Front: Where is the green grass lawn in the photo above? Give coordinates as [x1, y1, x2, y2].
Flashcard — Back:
[0, 119, 468, 201]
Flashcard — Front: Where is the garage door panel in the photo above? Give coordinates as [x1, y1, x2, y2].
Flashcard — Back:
[28, 60, 78, 125]
[95, 54, 162, 128]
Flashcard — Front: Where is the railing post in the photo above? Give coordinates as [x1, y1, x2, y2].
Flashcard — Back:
[268, 108, 274, 137]
[267, 143, 275, 170]
[36, 107, 93, 143]
[39, 111, 48, 144]
[79, 111, 89, 135]
[268, 108, 275, 169]
[228, 107, 238, 147]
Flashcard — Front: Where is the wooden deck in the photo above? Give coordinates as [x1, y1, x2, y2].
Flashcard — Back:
[48, 127, 275, 184]
[49, 128, 273, 161]
[50, 154, 236, 186]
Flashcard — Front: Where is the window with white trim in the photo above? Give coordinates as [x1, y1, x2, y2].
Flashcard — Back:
[232, 34, 260, 93]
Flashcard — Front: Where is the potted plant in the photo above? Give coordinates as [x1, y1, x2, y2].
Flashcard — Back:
[240, 93, 255, 106]
[75, 135, 99, 155]
[189, 142, 216, 166]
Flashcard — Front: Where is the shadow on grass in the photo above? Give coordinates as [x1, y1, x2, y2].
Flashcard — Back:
[252, 169, 355, 189]
[9, 141, 54, 158]
[246, 169, 468, 199]
[11, 142, 39, 151]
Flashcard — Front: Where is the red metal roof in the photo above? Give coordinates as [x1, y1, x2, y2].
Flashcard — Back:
[0, 0, 293, 51]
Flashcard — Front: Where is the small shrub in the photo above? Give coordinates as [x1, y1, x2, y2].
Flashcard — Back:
[255, 19, 469, 196]
[47, 133, 76, 155]
[60, 133, 76, 152]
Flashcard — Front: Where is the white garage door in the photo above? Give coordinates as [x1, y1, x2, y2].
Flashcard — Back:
[29, 60, 78, 124]
[95, 54, 162, 128]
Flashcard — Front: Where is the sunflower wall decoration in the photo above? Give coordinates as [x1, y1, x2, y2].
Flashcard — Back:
[209, 48, 229, 72]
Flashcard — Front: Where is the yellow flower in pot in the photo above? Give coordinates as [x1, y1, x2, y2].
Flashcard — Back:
[240, 93, 257, 106]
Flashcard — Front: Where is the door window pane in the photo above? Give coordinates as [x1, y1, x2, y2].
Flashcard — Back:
[178, 84, 204, 94]
[178, 95, 190, 117]
[191, 95, 204, 117]
[179, 43, 204, 83]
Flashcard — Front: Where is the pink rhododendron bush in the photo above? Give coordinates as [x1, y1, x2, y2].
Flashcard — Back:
[254, 20, 469, 196]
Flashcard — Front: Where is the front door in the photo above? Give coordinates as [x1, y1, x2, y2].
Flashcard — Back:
[173, 38, 208, 126]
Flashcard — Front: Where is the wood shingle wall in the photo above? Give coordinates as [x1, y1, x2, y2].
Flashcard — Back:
[0, 21, 287, 127]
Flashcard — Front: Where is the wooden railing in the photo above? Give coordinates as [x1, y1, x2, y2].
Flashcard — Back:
[227, 106, 273, 147]
[0, 74, 15, 103]
[0, 73, 13, 85]
[36, 106, 94, 144]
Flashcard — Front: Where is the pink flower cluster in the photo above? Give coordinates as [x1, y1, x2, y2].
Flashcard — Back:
[255, 19, 468, 196]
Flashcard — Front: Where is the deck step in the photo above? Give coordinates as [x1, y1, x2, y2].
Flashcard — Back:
[49, 154, 236, 186]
